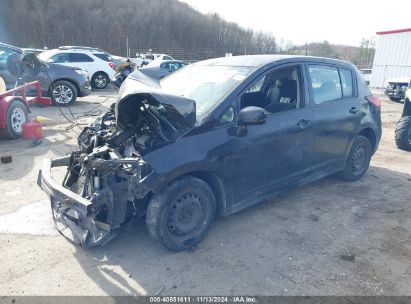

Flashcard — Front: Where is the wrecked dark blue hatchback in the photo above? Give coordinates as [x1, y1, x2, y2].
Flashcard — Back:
[38, 55, 382, 251]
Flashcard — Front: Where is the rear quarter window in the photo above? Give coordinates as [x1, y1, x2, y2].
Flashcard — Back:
[339, 68, 353, 98]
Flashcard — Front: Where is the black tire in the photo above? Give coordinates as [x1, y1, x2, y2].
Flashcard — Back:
[389, 97, 402, 102]
[50, 80, 77, 106]
[146, 176, 216, 251]
[91, 72, 109, 89]
[340, 135, 372, 181]
[0, 100, 28, 139]
[395, 116, 411, 151]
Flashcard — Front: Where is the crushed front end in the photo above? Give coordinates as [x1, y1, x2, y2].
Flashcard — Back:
[37, 86, 196, 247]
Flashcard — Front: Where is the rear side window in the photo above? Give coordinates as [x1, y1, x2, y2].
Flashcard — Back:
[93, 53, 110, 61]
[308, 65, 342, 104]
[70, 53, 93, 62]
[339, 68, 353, 98]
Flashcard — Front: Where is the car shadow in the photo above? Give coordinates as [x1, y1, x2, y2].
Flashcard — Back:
[71, 165, 411, 296]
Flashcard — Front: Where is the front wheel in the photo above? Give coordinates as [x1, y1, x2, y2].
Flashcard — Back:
[146, 176, 216, 251]
[51, 80, 77, 106]
[92, 72, 109, 89]
[340, 135, 372, 181]
[395, 116, 411, 151]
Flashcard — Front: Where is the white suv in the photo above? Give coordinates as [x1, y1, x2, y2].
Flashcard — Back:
[39, 48, 115, 89]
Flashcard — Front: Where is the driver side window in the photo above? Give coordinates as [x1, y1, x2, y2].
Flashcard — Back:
[240, 65, 303, 114]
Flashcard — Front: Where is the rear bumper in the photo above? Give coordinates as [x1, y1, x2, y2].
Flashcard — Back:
[37, 158, 114, 247]
[385, 90, 404, 99]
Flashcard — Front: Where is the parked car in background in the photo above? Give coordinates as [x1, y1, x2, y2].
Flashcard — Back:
[38, 55, 381, 251]
[0, 42, 90, 105]
[360, 68, 372, 85]
[131, 53, 175, 67]
[385, 77, 411, 102]
[38, 47, 115, 89]
[109, 54, 128, 68]
[136, 59, 187, 80]
[395, 84, 411, 150]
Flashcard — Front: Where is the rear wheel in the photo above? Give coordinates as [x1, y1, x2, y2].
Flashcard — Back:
[0, 100, 28, 139]
[91, 72, 108, 89]
[340, 135, 372, 181]
[146, 176, 216, 251]
[395, 116, 411, 151]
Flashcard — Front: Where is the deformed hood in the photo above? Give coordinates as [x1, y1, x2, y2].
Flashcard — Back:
[116, 70, 196, 131]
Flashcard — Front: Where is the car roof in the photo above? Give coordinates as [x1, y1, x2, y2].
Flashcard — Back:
[59, 45, 104, 52]
[195, 54, 354, 69]
[53, 48, 105, 54]
[0, 42, 22, 53]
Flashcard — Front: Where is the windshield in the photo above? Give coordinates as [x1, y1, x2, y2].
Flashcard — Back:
[38, 50, 56, 61]
[160, 65, 252, 120]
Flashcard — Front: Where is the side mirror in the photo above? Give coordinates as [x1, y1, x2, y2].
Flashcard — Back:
[238, 106, 266, 125]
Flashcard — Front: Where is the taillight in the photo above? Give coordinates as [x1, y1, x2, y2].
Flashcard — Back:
[366, 95, 381, 109]
[109, 62, 116, 70]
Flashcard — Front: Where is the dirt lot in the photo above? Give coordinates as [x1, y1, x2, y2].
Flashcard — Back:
[0, 89, 410, 296]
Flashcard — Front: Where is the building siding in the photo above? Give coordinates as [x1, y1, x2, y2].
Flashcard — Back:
[370, 31, 411, 87]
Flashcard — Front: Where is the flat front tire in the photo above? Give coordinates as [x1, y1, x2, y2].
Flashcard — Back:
[146, 176, 216, 251]
[340, 135, 372, 181]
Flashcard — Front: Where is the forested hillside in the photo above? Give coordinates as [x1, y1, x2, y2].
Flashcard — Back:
[0, 0, 277, 58]
[0, 0, 373, 65]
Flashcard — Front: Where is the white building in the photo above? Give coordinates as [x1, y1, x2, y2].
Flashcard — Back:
[370, 28, 411, 88]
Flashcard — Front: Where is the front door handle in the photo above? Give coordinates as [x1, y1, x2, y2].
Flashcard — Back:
[349, 107, 360, 114]
[297, 119, 311, 129]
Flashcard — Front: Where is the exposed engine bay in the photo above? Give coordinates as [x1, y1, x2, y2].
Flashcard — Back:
[38, 91, 196, 246]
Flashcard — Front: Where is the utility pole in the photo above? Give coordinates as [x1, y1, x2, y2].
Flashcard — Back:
[126, 35, 129, 57]
[305, 42, 308, 56]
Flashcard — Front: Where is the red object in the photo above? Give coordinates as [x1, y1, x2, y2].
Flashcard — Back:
[0, 81, 52, 129]
[22, 121, 44, 140]
[109, 62, 116, 70]
[376, 28, 411, 35]
[366, 95, 381, 109]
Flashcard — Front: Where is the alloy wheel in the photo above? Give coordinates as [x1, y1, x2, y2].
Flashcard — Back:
[53, 85, 73, 104]
[94, 75, 107, 88]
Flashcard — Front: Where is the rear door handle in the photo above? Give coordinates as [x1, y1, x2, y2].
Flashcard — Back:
[349, 107, 359, 114]
[297, 119, 311, 129]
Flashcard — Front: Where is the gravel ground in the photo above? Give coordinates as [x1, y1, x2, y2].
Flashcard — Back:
[0, 89, 410, 296]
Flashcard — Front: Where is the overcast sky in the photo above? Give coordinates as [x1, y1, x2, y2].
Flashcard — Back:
[179, 0, 411, 46]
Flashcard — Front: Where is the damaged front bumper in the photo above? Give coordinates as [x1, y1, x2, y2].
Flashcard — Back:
[37, 154, 151, 247]
[38, 158, 115, 246]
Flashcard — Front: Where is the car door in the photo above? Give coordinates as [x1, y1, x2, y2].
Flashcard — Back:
[307, 63, 362, 169]
[69, 53, 95, 76]
[219, 64, 315, 207]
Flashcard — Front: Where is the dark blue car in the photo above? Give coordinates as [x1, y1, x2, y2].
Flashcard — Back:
[38, 55, 382, 251]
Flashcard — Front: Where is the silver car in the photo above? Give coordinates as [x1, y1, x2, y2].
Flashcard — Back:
[138, 60, 187, 80]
